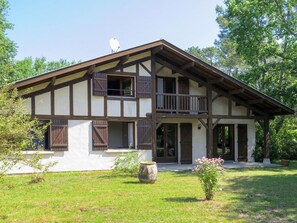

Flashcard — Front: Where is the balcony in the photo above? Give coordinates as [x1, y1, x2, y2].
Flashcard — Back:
[156, 93, 207, 114]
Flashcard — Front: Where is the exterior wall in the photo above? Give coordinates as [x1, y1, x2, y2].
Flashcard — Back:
[35, 92, 51, 115]
[213, 95, 228, 115]
[139, 98, 152, 117]
[73, 81, 88, 116]
[107, 100, 121, 116]
[55, 86, 70, 115]
[7, 120, 152, 174]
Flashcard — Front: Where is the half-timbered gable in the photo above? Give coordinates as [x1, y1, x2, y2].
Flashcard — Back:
[9, 40, 294, 173]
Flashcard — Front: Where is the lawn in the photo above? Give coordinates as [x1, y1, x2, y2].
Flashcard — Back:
[1, 162, 297, 223]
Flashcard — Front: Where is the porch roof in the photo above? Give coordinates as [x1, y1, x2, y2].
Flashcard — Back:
[13, 39, 294, 116]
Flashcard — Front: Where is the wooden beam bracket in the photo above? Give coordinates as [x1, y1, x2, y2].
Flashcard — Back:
[212, 118, 221, 129]
[198, 118, 208, 130]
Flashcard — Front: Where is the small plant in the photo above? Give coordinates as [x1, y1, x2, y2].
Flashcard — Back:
[113, 150, 140, 177]
[26, 153, 57, 184]
[193, 157, 224, 200]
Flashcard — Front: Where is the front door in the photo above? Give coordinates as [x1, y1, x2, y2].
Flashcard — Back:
[156, 124, 178, 163]
[213, 124, 234, 160]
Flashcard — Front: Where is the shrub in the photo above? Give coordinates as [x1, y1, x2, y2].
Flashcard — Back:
[193, 157, 224, 200]
[113, 151, 140, 177]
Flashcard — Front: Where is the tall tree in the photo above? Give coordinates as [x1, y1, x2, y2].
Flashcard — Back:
[0, 0, 17, 84]
[216, 0, 297, 108]
[186, 39, 247, 77]
[216, 0, 297, 160]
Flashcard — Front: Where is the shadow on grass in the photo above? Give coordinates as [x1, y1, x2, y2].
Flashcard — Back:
[97, 174, 136, 179]
[164, 197, 203, 203]
[221, 171, 297, 222]
[123, 181, 140, 184]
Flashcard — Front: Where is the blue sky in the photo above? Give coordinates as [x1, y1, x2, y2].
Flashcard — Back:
[7, 0, 224, 61]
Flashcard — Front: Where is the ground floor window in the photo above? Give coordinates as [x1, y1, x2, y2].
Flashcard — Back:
[108, 122, 134, 148]
[32, 120, 50, 151]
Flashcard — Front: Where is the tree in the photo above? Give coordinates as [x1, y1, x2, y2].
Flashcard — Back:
[13, 57, 78, 82]
[0, 85, 50, 175]
[0, 0, 17, 84]
[186, 39, 247, 77]
[216, 0, 297, 108]
[216, 0, 297, 160]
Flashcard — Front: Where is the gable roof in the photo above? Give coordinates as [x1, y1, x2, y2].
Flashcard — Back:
[14, 39, 294, 116]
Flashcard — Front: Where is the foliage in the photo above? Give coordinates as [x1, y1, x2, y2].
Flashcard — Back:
[0, 85, 54, 176]
[216, 0, 297, 109]
[112, 151, 140, 176]
[0, 0, 17, 84]
[27, 154, 57, 184]
[12, 57, 78, 83]
[193, 157, 224, 200]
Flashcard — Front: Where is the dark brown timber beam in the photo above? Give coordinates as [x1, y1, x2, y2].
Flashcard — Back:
[181, 61, 195, 70]
[248, 98, 264, 104]
[209, 77, 224, 84]
[151, 46, 163, 55]
[198, 118, 208, 130]
[84, 65, 96, 77]
[229, 88, 245, 95]
[117, 55, 130, 66]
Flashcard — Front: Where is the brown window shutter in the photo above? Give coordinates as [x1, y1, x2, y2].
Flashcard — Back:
[92, 120, 108, 151]
[178, 77, 189, 111]
[93, 72, 107, 96]
[137, 76, 152, 98]
[178, 77, 189, 94]
[50, 119, 68, 151]
[137, 119, 152, 150]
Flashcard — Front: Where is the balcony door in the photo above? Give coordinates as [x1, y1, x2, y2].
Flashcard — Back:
[157, 77, 176, 109]
[156, 124, 178, 163]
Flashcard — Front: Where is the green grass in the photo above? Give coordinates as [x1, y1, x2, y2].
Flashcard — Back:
[1, 162, 297, 223]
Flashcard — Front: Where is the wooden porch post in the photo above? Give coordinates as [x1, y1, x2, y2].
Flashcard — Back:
[151, 55, 157, 161]
[207, 84, 213, 158]
[263, 116, 270, 162]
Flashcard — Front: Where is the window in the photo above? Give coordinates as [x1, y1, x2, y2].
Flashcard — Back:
[32, 120, 50, 151]
[108, 122, 134, 148]
[108, 75, 134, 96]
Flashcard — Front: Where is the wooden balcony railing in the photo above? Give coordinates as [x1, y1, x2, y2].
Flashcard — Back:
[156, 93, 207, 114]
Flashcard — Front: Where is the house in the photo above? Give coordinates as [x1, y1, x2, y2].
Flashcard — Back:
[10, 40, 294, 173]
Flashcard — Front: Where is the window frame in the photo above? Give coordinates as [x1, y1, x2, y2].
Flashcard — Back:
[107, 121, 135, 149]
[107, 74, 135, 97]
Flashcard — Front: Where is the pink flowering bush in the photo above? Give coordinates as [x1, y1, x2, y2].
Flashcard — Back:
[193, 157, 224, 200]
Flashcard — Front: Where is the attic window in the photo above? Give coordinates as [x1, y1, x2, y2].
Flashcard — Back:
[107, 75, 134, 97]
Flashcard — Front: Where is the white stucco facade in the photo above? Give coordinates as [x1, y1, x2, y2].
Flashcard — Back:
[8, 120, 152, 174]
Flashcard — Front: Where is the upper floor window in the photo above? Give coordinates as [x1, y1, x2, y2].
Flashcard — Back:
[108, 75, 134, 97]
